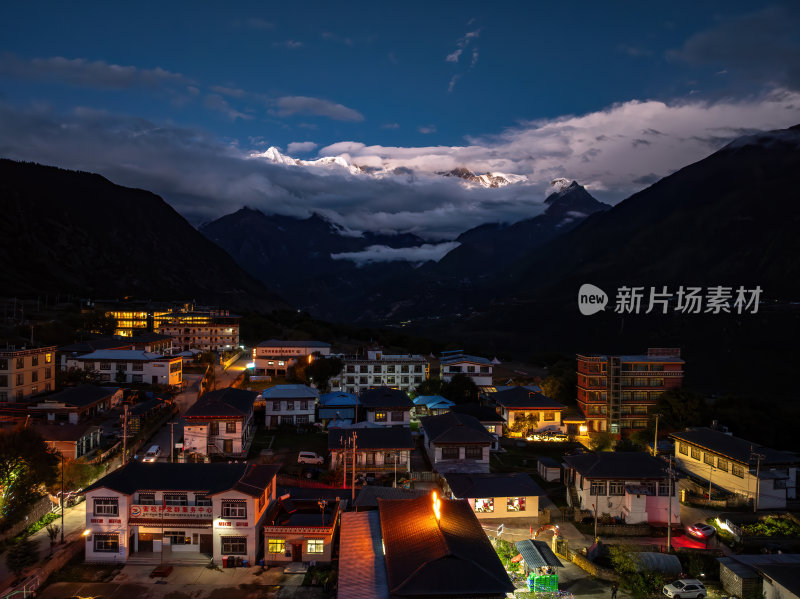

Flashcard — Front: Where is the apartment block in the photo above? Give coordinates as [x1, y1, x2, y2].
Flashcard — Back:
[0, 343, 57, 401]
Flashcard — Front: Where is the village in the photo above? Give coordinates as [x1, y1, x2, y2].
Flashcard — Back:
[0, 301, 797, 599]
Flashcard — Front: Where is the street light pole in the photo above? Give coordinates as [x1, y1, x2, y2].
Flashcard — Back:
[394, 451, 398, 488]
[60, 455, 65, 544]
[666, 457, 676, 552]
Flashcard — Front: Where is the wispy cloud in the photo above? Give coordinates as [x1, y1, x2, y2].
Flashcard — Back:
[286, 141, 318, 154]
[210, 85, 247, 98]
[239, 17, 274, 30]
[273, 96, 364, 121]
[322, 32, 354, 46]
[331, 242, 461, 264]
[204, 94, 254, 120]
[272, 40, 303, 49]
[447, 75, 460, 93]
[445, 29, 480, 63]
[418, 124, 437, 134]
[381, 122, 400, 129]
[0, 53, 187, 90]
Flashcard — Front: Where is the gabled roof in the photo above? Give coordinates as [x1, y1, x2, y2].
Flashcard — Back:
[185, 388, 256, 419]
[562, 452, 667, 479]
[490, 387, 565, 410]
[339, 511, 389, 599]
[445, 473, 543, 499]
[358, 387, 413, 409]
[262, 384, 319, 400]
[669, 427, 798, 466]
[515, 540, 564, 569]
[439, 353, 492, 366]
[34, 422, 100, 442]
[328, 427, 414, 451]
[757, 563, 800, 596]
[256, 339, 330, 348]
[378, 494, 514, 596]
[413, 395, 454, 410]
[84, 461, 279, 496]
[420, 412, 496, 445]
[33, 385, 118, 408]
[58, 338, 132, 353]
[451, 403, 505, 423]
[129, 397, 165, 415]
[319, 392, 358, 407]
[353, 486, 428, 508]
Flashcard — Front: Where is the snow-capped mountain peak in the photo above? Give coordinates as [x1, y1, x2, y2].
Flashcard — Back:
[251, 146, 361, 175]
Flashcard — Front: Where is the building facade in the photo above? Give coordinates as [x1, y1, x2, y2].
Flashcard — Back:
[83, 462, 279, 564]
[334, 349, 428, 395]
[576, 348, 684, 434]
[487, 387, 567, 437]
[263, 385, 319, 429]
[439, 351, 493, 387]
[420, 412, 494, 474]
[253, 340, 331, 378]
[443, 473, 543, 520]
[329, 427, 414, 482]
[670, 428, 798, 510]
[64, 350, 182, 387]
[158, 310, 240, 352]
[0, 344, 57, 401]
[358, 387, 413, 427]
[262, 497, 340, 565]
[184, 388, 257, 458]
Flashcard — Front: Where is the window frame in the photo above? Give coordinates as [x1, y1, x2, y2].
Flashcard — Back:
[222, 536, 248, 555]
[306, 539, 324, 554]
[93, 533, 119, 552]
[268, 538, 285, 554]
[93, 498, 119, 516]
[221, 501, 247, 519]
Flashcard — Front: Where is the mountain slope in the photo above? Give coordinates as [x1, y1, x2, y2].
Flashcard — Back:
[0, 160, 287, 311]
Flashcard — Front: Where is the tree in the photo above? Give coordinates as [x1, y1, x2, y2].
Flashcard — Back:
[440, 374, 478, 404]
[608, 545, 667, 598]
[46, 523, 60, 550]
[656, 388, 707, 429]
[303, 356, 343, 392]
[0, 426, 59, 529]
[56, 366, 99, 387]
[589, 431, 615, 451]
[414, 377, 443, 397]
[509, 413, 539, 437]
[5, 534, 38, 579]
[537, 358, 578, 406]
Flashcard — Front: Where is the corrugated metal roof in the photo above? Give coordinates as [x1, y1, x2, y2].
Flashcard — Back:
[515, 540, 564, 569]
[338, 511, 389, 599]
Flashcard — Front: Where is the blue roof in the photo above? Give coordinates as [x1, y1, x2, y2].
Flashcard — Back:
[413, 395, 454, 409]
[440, 353, 491, 366]
[319, 407, 356, 420]
[319, 392, 359, 407]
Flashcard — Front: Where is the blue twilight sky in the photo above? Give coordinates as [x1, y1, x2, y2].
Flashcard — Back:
[1, 1, 800, 242]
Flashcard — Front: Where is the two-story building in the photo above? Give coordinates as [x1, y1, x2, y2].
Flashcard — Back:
[83, 461, 279, 564]
[358, 387, 413, 427]
[670, 427, 798, 510]
[35, 422, 103, 461]
[253, 340, 331, 378]
[329, 427, 414, 483]
[28, 385, 122, 424]
[317, 391, 359, 428]
[443, 473, 543, 520]
[334, 348, 429, 395]
[451, 403, 505, 450]
[64, 350, 182, 387]
[263, 385, 319, 429]
[487, 387, 567, 437]
[562, 452, 679, 525]
[0, 343, 57, 401]
[439, 351, 493, 387]
[420, 412, 495, 474]
[184, 388, 257, 458]
[576, 348, 684, 435]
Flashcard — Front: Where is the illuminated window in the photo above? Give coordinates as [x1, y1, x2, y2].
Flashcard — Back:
[374, 411, 387, 422]
[307, 539, 324, 554]
[475, 498, 494, 512]
[690, 447, 701, 460]
[268, 539, 285, 553]
[93, 533, 119, 552]
[717, 458, 728, 472]
[507, 497, 526, 511]
[732, 464, 744, 478]
[679, 442, 688, 455]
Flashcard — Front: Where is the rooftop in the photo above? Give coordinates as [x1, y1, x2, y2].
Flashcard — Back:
[185, 387, 257, 419]
[72, 349, 172, 361]
[562, 451, 668, 479]
[265, 497, 339, 528]
[669, 427, 798, 465]
[338, 511, 389, 599]
[34, 422, 100, 442]
[451, 403, 505, 423]
[515, 539, 564, 569]
[31, 385, 119, 408]
[328, 427, 414, 451]
[59, 338, 132, 353]
[352, 486, 429, 509]
[318, 391, 358, 407]
[358, 387, 413, 409]
[378, 494, 514, 596]
[84, 461, 279, 496]
[489, 387, 566, 410]
[420, 412, 496, 445]
[262, 384, 319, 400]
[445, 473, 543, 499]
[413, 395, 454, 410]
[440, 353, 492, 366]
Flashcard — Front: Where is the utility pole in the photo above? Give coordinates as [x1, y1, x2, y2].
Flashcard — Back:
[752, 451, 766, 512]
[170, 421, 176, 462]
[666, 457, 676, 552]
[593, 483, 599, 540]
[122, 404, 129, 465]
[351, 431, 357, 502]
[60, 455, 65, 544]
[652, 413, 660, 457]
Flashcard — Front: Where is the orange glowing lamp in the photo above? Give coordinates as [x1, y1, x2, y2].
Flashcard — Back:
[432, 491, 441, 521]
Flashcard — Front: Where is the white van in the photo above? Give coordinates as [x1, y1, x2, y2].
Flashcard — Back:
[143, 445, 161, 462]
[297, 451, 324, 465]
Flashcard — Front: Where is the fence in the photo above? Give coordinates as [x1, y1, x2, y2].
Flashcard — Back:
[222, 350, 244, 370]
[0, 496, 55, 542]
[411, 471, 440, 483]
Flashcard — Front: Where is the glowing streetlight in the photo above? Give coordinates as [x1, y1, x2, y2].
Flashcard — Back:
[432, 491, 441, 521]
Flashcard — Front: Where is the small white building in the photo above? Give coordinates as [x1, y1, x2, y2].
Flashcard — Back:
[488, 387, 567, 437]
[358, 387, 413, 427]
[184, 388, 257, 458]
[670, 427, 798, 510]
[443, 473, 543, 520]
[439, 351, 493, 387]
[562, 452, 679, 525]
[420, 412, 495, 474]
[263, 384, 319, 429]
[83, 461, 279, 565]
[64, 350, 182, 387]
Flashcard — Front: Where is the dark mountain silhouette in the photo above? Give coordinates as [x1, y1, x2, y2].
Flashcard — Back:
[0, 159, 287, 311]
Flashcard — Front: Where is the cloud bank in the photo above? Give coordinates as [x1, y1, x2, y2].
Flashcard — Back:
[330, 242, 461, 264]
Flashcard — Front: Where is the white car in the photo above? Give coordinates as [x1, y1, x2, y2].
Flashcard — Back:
[297, 451, 324, 465]
[142, 445, 161, 462]
[663, 579, 706, 599]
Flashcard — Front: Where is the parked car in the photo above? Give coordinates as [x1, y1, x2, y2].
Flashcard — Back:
[297, 451, 324, 465]
[142, 445, 161, 462]
[663, 579, 706, 599]
[686, 522, 716, 539]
